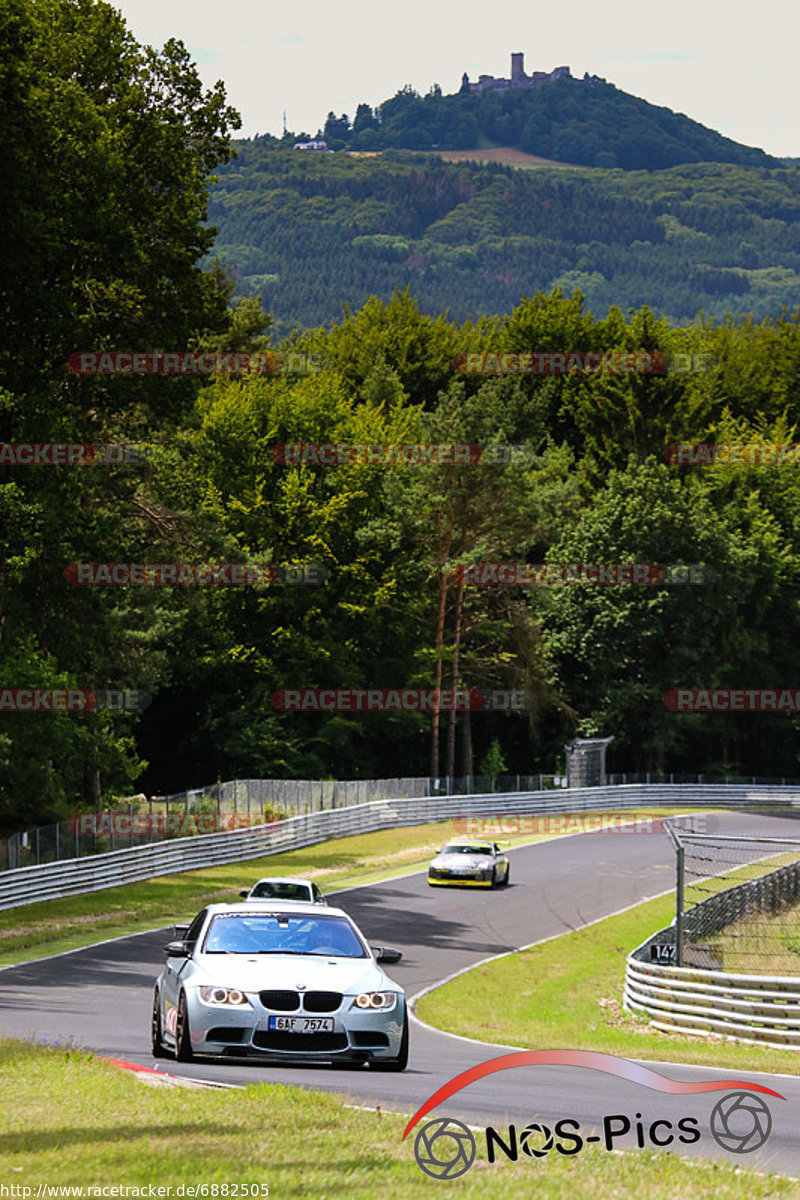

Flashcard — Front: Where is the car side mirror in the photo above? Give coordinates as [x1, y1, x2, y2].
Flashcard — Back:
[164, 940, 191, 958]
[373, 946, 402, 964]
[173, 924, 189, 937]
[239, 889, 249, 898]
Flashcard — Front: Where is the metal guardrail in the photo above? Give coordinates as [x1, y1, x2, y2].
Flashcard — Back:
[7, 770, 798, 873]
[624, 956, 800, 1050]
[625, 848, 800, 1048]
[1, 781, 797, 912]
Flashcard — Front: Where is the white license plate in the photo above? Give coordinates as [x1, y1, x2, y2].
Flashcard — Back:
[267, 1016, 334, 1033]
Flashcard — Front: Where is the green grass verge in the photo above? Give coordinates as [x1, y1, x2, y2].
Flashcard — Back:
[716, 898, 800, 975]
[0, 808, 702, 968]
[416, 890, 800, 1075]
[0, 1039, 796, 1197]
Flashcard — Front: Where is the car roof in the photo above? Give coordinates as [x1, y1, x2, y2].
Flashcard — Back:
[205, 900, 348, 918]
[249, 876, 314, 886]
[443, 839, 495, 848]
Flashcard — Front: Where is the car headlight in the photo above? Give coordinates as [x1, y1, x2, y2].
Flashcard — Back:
[198, 986, 252, 1007]
[352, 992, 397, 1011]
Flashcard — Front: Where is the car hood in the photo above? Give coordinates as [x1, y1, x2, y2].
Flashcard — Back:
[431, 852, 492, 870]
[192, 954, 398, 994]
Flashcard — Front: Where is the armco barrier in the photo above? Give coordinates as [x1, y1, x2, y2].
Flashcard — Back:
[1, 782, 798, 912]
[625, 953, 800, 1049]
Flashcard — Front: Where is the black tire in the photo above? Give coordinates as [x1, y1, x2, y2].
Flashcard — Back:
[150, 989, 168, 1059]
[369, 1012, 409, 1072]
[174, 990, 194, 1062]
[490, 867, 498, 889]
[504, 864, 510, 886]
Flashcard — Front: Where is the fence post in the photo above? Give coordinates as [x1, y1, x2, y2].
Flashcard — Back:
[129, 803, 133, 847]
[675, 843, 684, 967]
[55, 822, 59, 861]
[35, 826, 40, 866]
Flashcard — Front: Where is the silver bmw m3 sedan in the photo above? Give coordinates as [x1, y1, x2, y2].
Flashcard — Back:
[151, 900, 408, 1070]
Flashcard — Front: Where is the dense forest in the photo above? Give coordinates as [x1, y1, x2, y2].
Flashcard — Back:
[1, 0, 799, 832]
[289, 73, 780, 171]
[208, 146, 800, 335]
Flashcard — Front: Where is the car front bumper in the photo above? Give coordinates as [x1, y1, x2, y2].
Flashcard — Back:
[184, 991, 405, 1062]
[428, 869, 494, 886]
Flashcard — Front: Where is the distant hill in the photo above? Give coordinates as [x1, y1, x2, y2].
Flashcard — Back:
[207, 146, 800, 335]
[287, 71, 782, 172]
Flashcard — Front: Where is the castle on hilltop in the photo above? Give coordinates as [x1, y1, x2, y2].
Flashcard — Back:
[461, 53, 570, 95]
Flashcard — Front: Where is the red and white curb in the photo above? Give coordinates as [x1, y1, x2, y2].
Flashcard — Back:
[103, 1056, 241, 1090]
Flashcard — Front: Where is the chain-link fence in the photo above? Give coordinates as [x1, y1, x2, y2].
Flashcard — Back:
[0, 772, 566, 871]
[666, 816, 800, 974]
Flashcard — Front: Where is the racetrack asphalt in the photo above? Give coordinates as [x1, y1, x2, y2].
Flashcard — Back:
[1, 809, 799, 1174]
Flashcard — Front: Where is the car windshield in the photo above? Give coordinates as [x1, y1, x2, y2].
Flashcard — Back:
[250, 882, 311, 900]
[203, 913, 366, 957]
[444, 844, 493, 855]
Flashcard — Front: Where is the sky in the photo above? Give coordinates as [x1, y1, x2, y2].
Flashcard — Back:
[116, 0, 798, 157]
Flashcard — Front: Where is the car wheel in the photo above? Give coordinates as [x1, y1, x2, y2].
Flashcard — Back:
[490, 867, 499, 889]
[150, 989, 168, 1059]
[369, 1012, 408, 1072]
[174, 990, 194, 1062]
[504, 864, 510, 886]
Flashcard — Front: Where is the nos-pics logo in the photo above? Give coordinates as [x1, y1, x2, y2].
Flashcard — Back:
[404, 1050, 783, 1180]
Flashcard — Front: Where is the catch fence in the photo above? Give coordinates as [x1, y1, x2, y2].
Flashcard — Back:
[4, 770, 796, 872]
[0, 774, 563, 871]
[665, 817, 800, 973]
